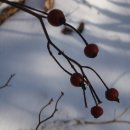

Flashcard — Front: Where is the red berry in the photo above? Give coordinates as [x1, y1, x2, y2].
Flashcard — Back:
[70, 73, 84, 87]
[91, 105, 103, 118]
[84, 44, 99, 58]
[105, 88, 119, 102]
[47, 9, 66, 26]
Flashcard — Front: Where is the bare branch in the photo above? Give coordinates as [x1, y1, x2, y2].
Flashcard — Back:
[0, 0, 120, 118]
[0, 74, 15, 90]
[38, 98, 53, 123]
[42, 117, 130, 129]
[35, 92, 64, 130]
[38, 106, 130, 129]
[115, 106, 130, 120]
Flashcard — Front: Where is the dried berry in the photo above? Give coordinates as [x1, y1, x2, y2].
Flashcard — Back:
[61, 26, 73, 35]
[91, 105, 103, 118]
[77, 22, 84, 33]
[43, 0, 54, 12]
[105, 88, 119, 102]
[47, 9, 65, 26]
[84, 44, 99, 58]
[70, 73, 84, 87]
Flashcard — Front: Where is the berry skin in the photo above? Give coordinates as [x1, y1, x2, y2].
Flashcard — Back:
[70, 73, 84, 87]
[47, 9, 66, 26]
[84, 44, 99, 58]
[91, 105, 103, 118]
[105, 88, 119, 102]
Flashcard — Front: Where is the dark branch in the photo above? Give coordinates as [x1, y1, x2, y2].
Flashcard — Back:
[0, 74, 15, 90]
[0, 0, 119, 116]
[35, 92, 64, 130]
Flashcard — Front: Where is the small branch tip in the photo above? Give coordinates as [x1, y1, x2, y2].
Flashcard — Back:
[61, 91, 64, 95]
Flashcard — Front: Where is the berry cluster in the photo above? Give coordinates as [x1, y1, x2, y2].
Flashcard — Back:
[47, 9, 120, 118]
[0, 1, 120, 119]
[70, 72, 119, 118]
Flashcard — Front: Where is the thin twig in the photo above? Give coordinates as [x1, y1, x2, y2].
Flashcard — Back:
[82, 86, 88, 108]
[0, 74, 15, 90]
[82, 65, 109, 89]
[64, 23, 88, 45]
[43, 106, 130, 128]
[42, 115, 130, 129]
[35, 92, 64, 130]
[39, 15, 103, 106]
[116, 106, 130, 120]
[38, 98, 53, 123]
[0, 0, 119, 110]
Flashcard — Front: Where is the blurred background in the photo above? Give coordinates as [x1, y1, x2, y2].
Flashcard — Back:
[0, 0, 130, 130]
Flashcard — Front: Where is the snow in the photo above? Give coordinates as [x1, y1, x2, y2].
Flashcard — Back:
[0, 0, 130, 130]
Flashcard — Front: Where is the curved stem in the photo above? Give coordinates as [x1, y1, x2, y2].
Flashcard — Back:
[64, 23, 88, 45]
[82, 66, 109, 90]
[47, 42, 72, 75]
[40, 17, 86, 76]
[90, 86, 98, 105]
[66, 59, 78, 73]
[80, 68, 102, 105]
[12, 1, 48, 15]
[35, 92, 64, 130]
[39, 16, 85, 75]
[0, 0, 38, 17]
[39, 17, 79, 75]
[0, 74, 15, 90]
[39, 16, 99, 107]
[39, 98, 53, 123]
[1, 0, 109, 108]
[89, 84, 102, 105]
[37, 92, 64, 129]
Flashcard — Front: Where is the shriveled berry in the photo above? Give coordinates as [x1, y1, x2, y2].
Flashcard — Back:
[47, 9, 66, 26]
[84, 44, 99, 58]
[91, 105, 103, 118]
[105, 88, 119, 102]
[70, 73, 84, 87]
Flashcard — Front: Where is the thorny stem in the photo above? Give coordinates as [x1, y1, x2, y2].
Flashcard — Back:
[36, 92, 64, 130]
[0, 74, 15, 90]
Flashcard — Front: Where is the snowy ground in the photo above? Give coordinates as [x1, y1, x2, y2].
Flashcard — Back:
[0, 0, 130, 130]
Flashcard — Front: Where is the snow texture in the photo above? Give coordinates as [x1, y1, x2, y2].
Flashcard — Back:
[0, 0, 130, 130]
